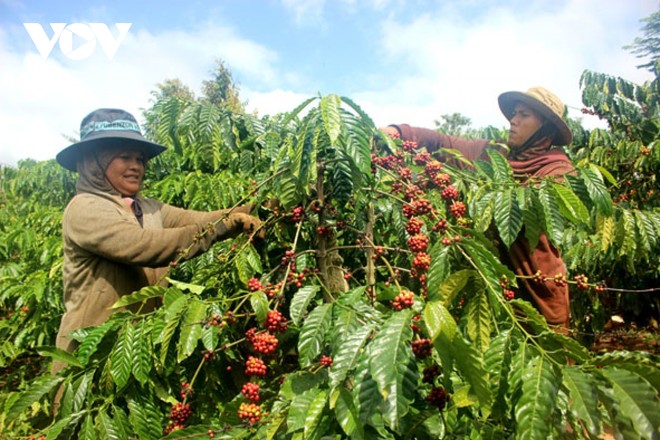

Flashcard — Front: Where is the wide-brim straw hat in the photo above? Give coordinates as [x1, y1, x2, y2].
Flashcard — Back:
[56, 108, 166, 171]
[498, 87, 573, 146]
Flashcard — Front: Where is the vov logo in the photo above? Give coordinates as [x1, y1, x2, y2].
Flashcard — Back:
[23, 23, 132, 60]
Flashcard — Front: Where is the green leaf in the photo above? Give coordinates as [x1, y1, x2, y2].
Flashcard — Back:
[320, 94, 342, 145]
[634, 209, 656, 254]
[76, 316, 125, 364]
[276, 170, 300, 211]
[538, 181, 564, 245]
[473, 191, 495, 232]
[95, 408, 124, 440]
[250, 290, 270, 323]
[159, 294, 187, 366]
[5, 375, 63, 421]
[487, 149, 513, 181]
[78, 413, 96, 440]
[369, 310, 418, 430]
[601, 367, 660, 439]
[36, 346, 83, 368]
[562, 366, 601, 436]
[333, 387, 365, 439]
[461, 238, 516, 293]
[111, 285, 167, 309]
[329, 325, 374, 388]
[288, 387, 319, 433]
[522, 193, 544, 250]
[290, 285, 320, 327]
[281, 96, 317, 126]
[69, 373, 92, 415]
[594, 351, 660, 390]
[484, 329, 518, 418]
[127, 389, 163, 440]
[494, 189, 524, 247]
[304, 389, 329, 438]
[596, 213, 616, 252]
[110, 321, 135, 389]
[465, 285, 491, 351]
[426, 242, 452, 301]
[298, 303, 333, 367]
[131, 320, 152, 385]
[437, 269, 473, 306]
[509, 299, 550, 333]
[514, 356, 558, 440]
[341, 95, 377, 128]
[45, 410, 86, 440]
[452, 333, 492, 414]
[423, 301, 457, 344]
[177, 299, 207, 362]
[581, 165, 613, 215]
[166, 277, 205, 294]
[551, 182, 590, 225]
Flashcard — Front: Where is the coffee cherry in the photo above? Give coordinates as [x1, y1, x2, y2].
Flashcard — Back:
[169, 402, 192, 425]
[413, 151, 432, 165]
[247, 277, 263, 292]
[265, 310, 288, 333]
[422, 364, 441, 383]
[441, 185, 459, 201]
[412, 252, 431, 272]
[319, 355, 333, 367]
[433, 173, 451, 187]
[402, 140, 418, 153]
[412, 338, 432, 358]
[404, 184, 423, 201]
[407, 234, 429, 252]
[238, 402, 263, 424]
[573, 274, 589, 290]
[406, 217, 424, 235]
[412, 199, 433, 216]
[449, 201, 467, 218]
[503, 289, 515, 300]
[553, 273, 567, 287]
[245, 356, 267, 377]
[241, 382, 261, 402]
[290, 206, 305, 223]
[424, 160, 443, 179]
[397, 166, 413, 181]
[251, 331, 278, 355]
[392, 290, 415, 310]
[426, 386, 449, 410]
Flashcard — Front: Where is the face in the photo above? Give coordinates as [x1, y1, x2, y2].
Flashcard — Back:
[104, 150, 146, 196]
[507, 102, 544, 149]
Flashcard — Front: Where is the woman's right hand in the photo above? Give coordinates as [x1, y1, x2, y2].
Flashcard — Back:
[220, 212, 264, 239]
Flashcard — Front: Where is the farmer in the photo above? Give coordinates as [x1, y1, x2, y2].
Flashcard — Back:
[53, 108, 263, 363]
[381, 87, 574, 329]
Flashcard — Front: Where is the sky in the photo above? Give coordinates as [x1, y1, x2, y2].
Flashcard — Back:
[0, 0, 657, 166]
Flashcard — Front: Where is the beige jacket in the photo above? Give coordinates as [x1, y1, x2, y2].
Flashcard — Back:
[55, 151, 235, 354]
[55, 193, 226, 353]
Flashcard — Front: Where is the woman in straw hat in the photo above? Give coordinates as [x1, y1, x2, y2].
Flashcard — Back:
[53, 108, 263, 366]
[381, 87, 574, 329]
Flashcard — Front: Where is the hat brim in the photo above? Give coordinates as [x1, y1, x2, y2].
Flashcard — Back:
[498, 91, 573, 146]
[56, 132, 166, 171]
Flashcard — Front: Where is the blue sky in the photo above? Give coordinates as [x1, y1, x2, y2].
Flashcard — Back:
[0, 0, 657, 165]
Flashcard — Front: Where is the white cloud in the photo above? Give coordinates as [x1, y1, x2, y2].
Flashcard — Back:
[367, 0, 656, 130]
[243, 87, 313, 117]
[281, 0, 326, 25]
[0, 23, 281, 166]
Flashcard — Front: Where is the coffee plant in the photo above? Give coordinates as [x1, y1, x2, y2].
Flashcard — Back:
[1, 71, 659, 438]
